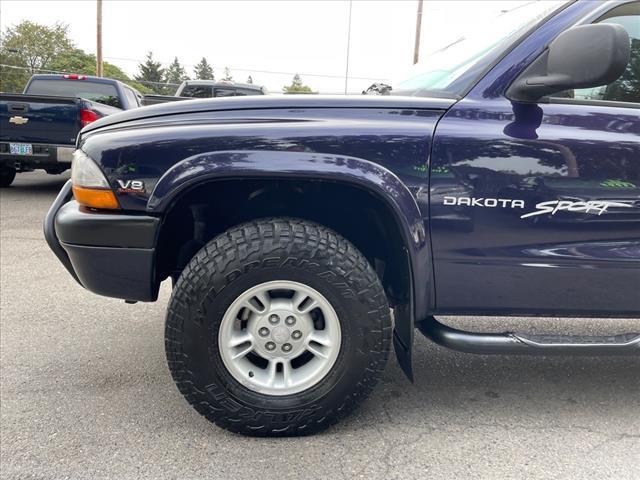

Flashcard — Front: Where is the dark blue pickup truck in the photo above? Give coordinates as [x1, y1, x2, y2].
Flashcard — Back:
[45, 1, 639, 436]
[0, 74, 142, 186]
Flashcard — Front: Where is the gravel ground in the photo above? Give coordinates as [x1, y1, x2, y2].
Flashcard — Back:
[1, 171, 639, 480]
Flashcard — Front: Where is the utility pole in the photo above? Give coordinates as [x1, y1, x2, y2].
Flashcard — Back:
[344, 0, 352, 95]
[96, 0, 103, 77]
[413, 0, 423, 64]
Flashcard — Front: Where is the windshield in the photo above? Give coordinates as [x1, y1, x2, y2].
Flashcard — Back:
[26, 79, 122, 108]
[393, 1, 566, 97]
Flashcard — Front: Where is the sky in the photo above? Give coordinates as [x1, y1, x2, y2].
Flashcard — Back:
[1, 0, 546, 94]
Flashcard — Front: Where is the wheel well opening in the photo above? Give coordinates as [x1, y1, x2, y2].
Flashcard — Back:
[155, 178, 412, 306]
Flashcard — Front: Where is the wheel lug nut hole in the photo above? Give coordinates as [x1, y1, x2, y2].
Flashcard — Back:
[268, 314, 279, 324]
[248, 371, 254, 378]
[292, 330, 302, 339]
[282, 343, 292, 352]
[285, 316, 296, 326]
[258, 327, 269, 337]
[265, 342, 276, 351]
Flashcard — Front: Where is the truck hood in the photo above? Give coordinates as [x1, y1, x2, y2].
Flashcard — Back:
[82, 94, 456, 134]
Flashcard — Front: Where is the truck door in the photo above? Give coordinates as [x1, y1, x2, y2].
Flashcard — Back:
[430, 2, 640, 316]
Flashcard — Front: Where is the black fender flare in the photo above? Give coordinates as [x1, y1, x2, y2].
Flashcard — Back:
[148, 150, 432, 379]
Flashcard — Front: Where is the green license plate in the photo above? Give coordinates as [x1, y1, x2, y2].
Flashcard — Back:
[9, 143, 33, 155]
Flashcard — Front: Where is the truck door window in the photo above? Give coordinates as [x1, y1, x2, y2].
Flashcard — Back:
[552, 2, 639, 104]
[179, 85, 213, 98]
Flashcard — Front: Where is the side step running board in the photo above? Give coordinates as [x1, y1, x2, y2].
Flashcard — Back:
[417, 316, 640, 356]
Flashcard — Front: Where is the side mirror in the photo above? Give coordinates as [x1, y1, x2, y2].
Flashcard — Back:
[507, 23, 630, 103]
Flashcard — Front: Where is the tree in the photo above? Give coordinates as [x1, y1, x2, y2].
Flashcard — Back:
[135, 51, 165, 94]
[0, 21, 150, 94]
[50, 48, 151, 93]
[283, 73, 314, 94]
[0, 21, 73, 93]
[221, 66, 233, 82]
[603, 39, 639, 103]
[246, 75, 253, 84]
[163, 57, 189, 94]
[193, 57, 214, 80]
[1, 21, 72, 73]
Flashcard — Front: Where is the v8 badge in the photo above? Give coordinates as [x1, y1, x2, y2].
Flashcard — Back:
[116, 179, 145, 193]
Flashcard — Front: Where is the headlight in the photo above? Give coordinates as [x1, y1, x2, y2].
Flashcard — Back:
[71, 150, 119, 209]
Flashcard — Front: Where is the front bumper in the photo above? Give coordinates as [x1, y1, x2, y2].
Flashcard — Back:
[44, 181, 161, 302]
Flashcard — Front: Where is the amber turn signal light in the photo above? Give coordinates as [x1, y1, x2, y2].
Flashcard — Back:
[72, 185, 120, 210]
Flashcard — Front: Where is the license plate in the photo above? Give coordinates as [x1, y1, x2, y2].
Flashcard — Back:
[9, 143, 33, 155]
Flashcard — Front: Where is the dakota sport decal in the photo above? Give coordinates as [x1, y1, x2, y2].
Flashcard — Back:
[443, 197, 525, 208]
[519, 200, 633, 218]
[443, 196, 634, 219]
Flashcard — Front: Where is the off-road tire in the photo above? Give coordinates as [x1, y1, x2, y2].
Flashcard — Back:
[0, 166, 16, 188]
[165, 217, 391, 436]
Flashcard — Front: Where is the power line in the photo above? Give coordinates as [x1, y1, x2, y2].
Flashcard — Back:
[0, 64, 365, 94]
[1, 57, 388, 83]
[0, 63, 179, 87]
[103, 56, 388, 81]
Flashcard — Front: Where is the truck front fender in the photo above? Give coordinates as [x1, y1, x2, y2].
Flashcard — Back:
[148, 150, 432, 379]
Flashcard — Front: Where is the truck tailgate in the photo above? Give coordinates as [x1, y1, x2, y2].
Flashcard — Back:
[0, 94, 81, 145]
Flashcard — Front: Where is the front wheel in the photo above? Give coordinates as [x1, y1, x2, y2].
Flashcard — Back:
[165, 218, 391, 436]
[0, 166, 16, 187]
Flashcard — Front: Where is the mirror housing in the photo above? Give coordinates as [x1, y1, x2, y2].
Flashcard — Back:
[507, 23, 630, 103]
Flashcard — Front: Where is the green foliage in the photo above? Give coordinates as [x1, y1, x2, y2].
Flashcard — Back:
[0, 20, 73, 92]
[0, 54, 29, 93]
[283, 73, 314, 94]
[604, 39, 639, 103]
[104, 66, 152, 94]
[193, 57, 214, 80]
[165, 57, 188, 83]
[135, 51, 165, 94]
[48, 48, 92, 73]
[158, 57, 189, 95]
[0, 21, 151, 94]
[221, 66, 233, 82]
[50, 48, 151, 93]
[1, 20, 72, 71]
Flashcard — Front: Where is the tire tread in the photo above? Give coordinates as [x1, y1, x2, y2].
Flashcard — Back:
[165, 217, 391, 436]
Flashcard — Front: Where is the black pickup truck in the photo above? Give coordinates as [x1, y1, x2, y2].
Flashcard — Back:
[45, 1, 639, 436]
[0, 74, 142, 186]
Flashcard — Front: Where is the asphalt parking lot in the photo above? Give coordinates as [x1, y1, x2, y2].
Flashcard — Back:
[1, 171, 639, 480]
